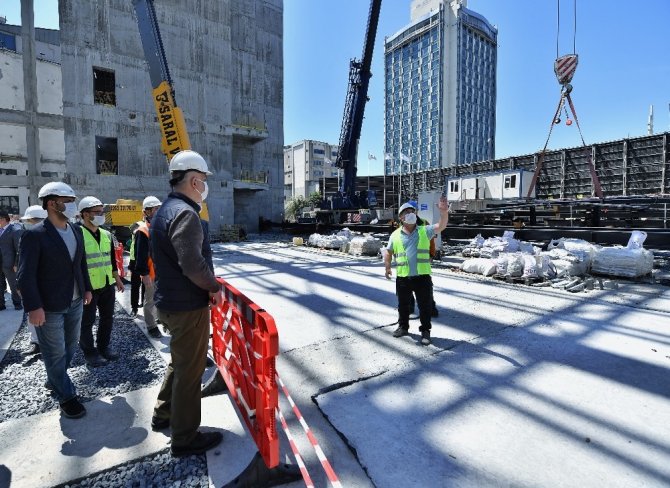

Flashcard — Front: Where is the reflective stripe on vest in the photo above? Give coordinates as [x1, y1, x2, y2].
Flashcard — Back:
[136, 222, 156, 280]
[83, 227, 113, 289]
[390, 226, 432, 277]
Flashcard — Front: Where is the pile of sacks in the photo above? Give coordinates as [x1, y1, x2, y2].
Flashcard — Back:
[459, 231, 654, 281]
[307, 228, 384, 256]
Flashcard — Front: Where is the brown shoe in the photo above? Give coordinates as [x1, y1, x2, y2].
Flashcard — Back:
[171, 431, 223, 457]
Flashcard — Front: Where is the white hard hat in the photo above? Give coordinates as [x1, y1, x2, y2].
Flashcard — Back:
[20, 205, 48, 220]
[38, 181, 76, 199]
[142, 195, 162, 209]
[168, 150, 212, 175]
[78, 196, 104, 212]
[398, 202, 416, 215]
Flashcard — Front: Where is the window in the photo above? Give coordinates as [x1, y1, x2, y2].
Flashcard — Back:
[93, 67, 116, 105]
[96, 136, 118, 175]
[504, 175, 517, 189]
[0, 195, 19, 214]
[450, 181, 459, 192]
[313, 148, 325, 155]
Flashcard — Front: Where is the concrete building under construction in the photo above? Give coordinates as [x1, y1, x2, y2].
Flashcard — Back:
[0, 0, 284, 233]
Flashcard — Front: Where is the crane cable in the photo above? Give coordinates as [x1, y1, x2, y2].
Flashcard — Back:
[556, 0, 578, 58]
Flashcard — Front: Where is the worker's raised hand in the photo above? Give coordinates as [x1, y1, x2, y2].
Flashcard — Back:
[28, 308, 46, 327]
[437, 195, 449, 213]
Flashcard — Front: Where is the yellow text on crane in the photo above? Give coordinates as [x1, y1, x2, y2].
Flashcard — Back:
[153, 81, 191, 160]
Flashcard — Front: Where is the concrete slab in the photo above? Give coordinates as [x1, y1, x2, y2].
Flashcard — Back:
[0, 385, 169, 487]
[316, 297, 670, 487]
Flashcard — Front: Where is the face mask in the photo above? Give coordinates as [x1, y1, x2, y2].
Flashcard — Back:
[61, 202, 78, 220]
[403, 212, 417, 225]
[23, 223, 36, 230]
[195, 179, 209, 201]
[92, 215, 106, 227]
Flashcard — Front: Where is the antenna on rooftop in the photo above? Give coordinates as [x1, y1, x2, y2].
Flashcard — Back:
[647, 105, 653, 135]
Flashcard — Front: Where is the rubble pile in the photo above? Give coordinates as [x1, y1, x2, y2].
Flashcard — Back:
[458, 231, 655, 288]
[349, 235, 384, 256]
[307, 228, 384, 256]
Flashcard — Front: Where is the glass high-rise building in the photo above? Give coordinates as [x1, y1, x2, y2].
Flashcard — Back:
[384, 0, 497, 175]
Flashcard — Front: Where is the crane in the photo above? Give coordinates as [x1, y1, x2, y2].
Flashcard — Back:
[132, 0, 191, 161]
[332, 0, 382, 211]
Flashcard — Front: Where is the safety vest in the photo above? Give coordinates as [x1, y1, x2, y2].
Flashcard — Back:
[82, 226, 114, 290]
[390, 226, 431, 277]
[136, 221, 156, 280]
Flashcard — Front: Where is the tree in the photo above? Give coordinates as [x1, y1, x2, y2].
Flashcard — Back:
[284, 195, 308, 222]
[307, 191, 322, 208]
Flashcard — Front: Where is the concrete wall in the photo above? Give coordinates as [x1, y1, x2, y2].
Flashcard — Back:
[58, 0, 283, 233]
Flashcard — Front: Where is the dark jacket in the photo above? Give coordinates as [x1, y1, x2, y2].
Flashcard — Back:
[17, 219, 92, 312]
[150, 192, 220, 311]
[0, 222, 22, 269]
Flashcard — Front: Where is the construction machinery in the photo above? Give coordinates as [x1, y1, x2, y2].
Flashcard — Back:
[318, 0, 382, 223]
[104, 0, 207, 239]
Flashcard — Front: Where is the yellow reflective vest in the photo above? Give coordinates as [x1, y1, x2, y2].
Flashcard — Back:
[390, 226, 432, 277]
[82, 227, 114, 290]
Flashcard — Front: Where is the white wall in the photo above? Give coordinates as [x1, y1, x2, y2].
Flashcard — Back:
[0, 51, 25, 111]
[36, 60, 62, 115]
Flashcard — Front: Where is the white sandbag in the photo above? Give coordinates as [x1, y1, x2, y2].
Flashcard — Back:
[522, 254, 538, 278]
[496, 255, 508, 275]
[506, 253, 525, 277]
[348, 236, 383, 256]
[535, 254, 557, 279]
[626, 230, 647, 249]
[469, 234, 486, 248]
[591, 247, 653, 277]
[461, 258, 497, 276]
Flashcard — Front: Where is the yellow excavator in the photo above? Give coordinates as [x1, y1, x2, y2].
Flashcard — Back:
[105, 0, 207, 237]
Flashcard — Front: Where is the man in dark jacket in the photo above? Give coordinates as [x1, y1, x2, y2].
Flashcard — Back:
[17, 182, 93, 419]
[0, 210, 23, 310]
[150, 150, 223, 457]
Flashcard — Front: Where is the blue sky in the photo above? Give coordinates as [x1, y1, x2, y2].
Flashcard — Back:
[5, 1, 669, 175]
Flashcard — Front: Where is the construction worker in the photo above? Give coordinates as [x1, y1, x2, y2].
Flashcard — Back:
[77, 196, 125, 366]
[17, 182, 93, 419]
[384, 196, 449, 345]
[0, 210, 23, 311]
[406, 200, 439, 318]
[127, 220, 145, 317]
[150, 150, 224, 457]
[134, 195, 162, 338]
[18, 205, 48, 354]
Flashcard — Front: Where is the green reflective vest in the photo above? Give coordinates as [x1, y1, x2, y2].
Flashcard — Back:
[390, 226, 431, 277]
[83, 227, 114, 290]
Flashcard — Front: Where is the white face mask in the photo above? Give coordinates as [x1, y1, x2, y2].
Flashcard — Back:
[61, 202, 78, 220]
[195, 179, 209, 201]
[403, 212, 417, 225]
[92, 215, 106, 227]
[23, 222, 37, 230]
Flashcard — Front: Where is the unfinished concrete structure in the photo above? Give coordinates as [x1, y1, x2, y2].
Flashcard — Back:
[3, 0, 283, 233]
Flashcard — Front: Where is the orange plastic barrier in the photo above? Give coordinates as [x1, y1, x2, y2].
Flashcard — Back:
[114, 242, 125, 278]
[210, 277, 279, 468]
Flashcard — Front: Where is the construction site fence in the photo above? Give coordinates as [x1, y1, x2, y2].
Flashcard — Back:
[395, 132, 670, 201]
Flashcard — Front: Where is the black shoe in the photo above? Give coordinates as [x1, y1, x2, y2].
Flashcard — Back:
[99, 347, 119, 361]
[130, 309, 138, 317]
[148, 327, 162, 339]
[421, 331, 432, 346]
[83, 351, 108, 367]
[393, 326, 409, 338]
[206, 356, 215, 368]
[171, 431, 223, 457]
[151, 416, 170, 431]
[14, 303, 23, 311]
[60, 398, 86, 419]
[26, 343, 40, 355]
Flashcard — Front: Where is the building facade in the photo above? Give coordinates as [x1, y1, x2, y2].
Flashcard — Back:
[384, 0, 497, 176]
[0, 1, 284, 233]
[284, 139, 339, 202]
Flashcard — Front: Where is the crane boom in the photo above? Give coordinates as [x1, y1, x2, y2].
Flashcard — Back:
[132, 0, 190, 160]
[334, 0, 382, 208]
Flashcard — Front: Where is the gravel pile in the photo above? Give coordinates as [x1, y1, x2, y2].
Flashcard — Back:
[0, 303, 164, 421]
[56, 449, 208, 488]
